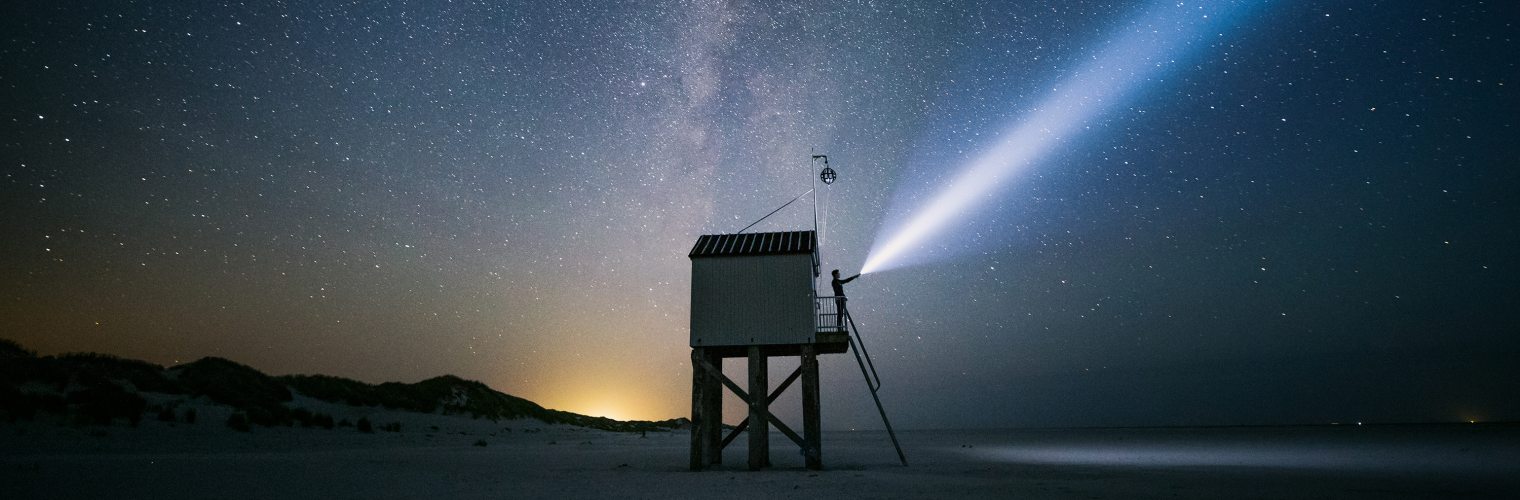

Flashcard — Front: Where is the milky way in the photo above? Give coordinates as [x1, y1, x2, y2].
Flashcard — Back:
[3, 0, 1515, 427]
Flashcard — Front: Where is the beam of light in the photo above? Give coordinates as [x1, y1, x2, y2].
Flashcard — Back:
[969, 440, 1519, 475]
[861, 0, 1265, 275]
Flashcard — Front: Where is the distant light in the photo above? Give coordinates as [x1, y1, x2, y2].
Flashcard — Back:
[969, 439, 1508, 473]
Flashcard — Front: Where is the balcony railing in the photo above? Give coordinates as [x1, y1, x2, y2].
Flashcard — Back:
[815, 296, 850, 333]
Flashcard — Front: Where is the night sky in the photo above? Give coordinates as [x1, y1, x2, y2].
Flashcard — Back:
[3, 0, 1515, 429]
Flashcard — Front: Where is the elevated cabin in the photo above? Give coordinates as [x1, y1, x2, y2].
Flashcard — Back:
[688, 230, 848, 357]
[687, 229, 853, 471]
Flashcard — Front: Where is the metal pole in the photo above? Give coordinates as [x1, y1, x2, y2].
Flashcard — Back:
[811, 154, 820, 294]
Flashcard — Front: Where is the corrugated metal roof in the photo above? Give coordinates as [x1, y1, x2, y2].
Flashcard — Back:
[688, 230, 816, 257]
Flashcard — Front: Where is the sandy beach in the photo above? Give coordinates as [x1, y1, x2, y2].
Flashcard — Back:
[6, 1, 1518, 497]
[5, 402, 1516, 500]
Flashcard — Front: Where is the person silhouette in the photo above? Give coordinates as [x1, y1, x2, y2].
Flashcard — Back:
[830, 269, 859, 329]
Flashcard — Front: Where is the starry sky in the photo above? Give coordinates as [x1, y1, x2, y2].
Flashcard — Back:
[3, 0, 1515, 429]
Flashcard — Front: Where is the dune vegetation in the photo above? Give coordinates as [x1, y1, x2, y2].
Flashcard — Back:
[0, 338, 684, 434]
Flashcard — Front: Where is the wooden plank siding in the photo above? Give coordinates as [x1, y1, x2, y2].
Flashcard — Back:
[689, 252, 816, 347]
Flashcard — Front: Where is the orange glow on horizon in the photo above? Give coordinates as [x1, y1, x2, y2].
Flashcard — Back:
[485, 359, 684, 423]
[580, 405, 630, 422]
[1455, 408, 1489, 424]
[552, 393, 668, 423]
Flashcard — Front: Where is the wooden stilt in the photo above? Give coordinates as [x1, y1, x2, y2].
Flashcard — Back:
[702, 349, 723, 464]
[690, 348, 707, 471]
[692, 343, 845, 472]
[747, 345, 769, 471]
[801, 344, 822, 470]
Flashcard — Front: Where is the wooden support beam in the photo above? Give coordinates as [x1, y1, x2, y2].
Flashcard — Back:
[696, 353, 810, 466]
[720, 419, 749, 450]
[702, 349, 723, 465]
[690, 348, 707, 471]
[761, 407, 807, 451]
[720, 366, 802, 450]
[694, 356, 749, 402]
[748, 346, 769, 471]
[802, 343, 822, 470]
[717, 391, 808, 455]
[772, 365, 803, 403]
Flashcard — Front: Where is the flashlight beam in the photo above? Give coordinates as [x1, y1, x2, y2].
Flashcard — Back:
[861, 0, 1259, 274]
